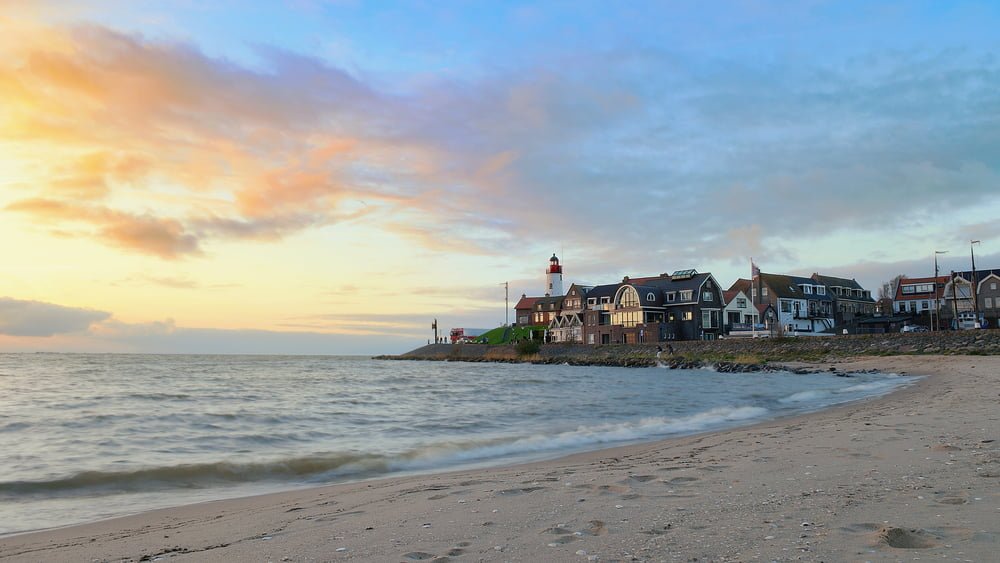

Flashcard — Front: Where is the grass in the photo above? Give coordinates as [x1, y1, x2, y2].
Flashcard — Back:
[475, 325, 546, 345]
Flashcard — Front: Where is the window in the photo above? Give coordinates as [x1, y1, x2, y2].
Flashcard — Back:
[702, 290, 713, 301]
[702, 310, 714, 328]
[618, 287, 639, 308]
[647, 292, 656, 302]
[762, 287, 768, 297]
[751, 287, 757, 298]
[680, 290, 693, 301]
[780, 301, 791, 313]
[667, 292, 676, 302]
[921, 300, 929, 310]
[668, 312, 676, 321]
[587, 297, 596, 306]
[736, 297, 747, 308]
[803, 285, 812, 294]
[682, 311, 693, 321]
[992, 282, 997, 290]
[601, 296, 610, 304]
[986, 297, 994, 309]
[817, 286, 826, 295]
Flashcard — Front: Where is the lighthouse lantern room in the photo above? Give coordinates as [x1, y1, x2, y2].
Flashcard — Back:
[545, 254, 564, 297]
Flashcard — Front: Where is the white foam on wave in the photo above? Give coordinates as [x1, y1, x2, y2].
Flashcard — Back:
[838, 381, 894, 394]
[385, 405, 769, 473]
[779, 390, 830, 403]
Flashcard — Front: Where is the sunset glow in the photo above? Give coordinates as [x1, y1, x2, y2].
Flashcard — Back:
[2, 2, 999, 353]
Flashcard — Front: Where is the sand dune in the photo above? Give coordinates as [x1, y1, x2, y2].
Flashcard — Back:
[2, 355, 997, 562]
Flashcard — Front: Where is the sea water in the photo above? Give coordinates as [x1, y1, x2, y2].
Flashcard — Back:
[0, 353, 911, 535]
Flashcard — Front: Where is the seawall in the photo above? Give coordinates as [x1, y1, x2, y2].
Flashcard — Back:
[377, 330, 1000, 369]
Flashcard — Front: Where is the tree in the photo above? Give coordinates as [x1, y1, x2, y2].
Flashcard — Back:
[878, 275, 904, 300]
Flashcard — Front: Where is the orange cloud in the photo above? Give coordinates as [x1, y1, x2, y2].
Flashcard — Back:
[7, 198, 201, 259]
[0, 16, 549, 259]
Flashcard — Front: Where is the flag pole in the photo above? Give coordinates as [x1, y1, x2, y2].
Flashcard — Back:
[751, 258, 756, 338]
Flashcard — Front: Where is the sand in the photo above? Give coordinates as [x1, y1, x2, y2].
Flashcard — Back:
[2, 355, 997, 562]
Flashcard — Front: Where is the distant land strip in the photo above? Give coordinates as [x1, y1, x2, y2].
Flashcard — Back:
[377, 331, 1000, 370]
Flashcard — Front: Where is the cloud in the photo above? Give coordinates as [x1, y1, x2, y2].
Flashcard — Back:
[2, 14, 998, 279]
[0, 297, 110, 337]
[7, 198, 201, 259]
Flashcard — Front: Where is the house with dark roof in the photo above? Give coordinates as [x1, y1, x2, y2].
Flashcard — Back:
[811, 273, 876, 325]
[977, 271, 1000, 329]
[582, 270, 724, 344]
[548, 284, 591, 343]
[752, 272, 835, 333]
[942, 268, 1000, 328]
[723, 280, 758, 333]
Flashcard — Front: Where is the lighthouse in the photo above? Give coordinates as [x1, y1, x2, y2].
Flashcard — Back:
[545, 254, 564, 297]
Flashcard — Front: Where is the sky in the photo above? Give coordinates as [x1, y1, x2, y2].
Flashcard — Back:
[2, 0, 999, 354]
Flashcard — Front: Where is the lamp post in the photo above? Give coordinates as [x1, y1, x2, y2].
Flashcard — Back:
[971, 240, 981, 328]
[933, 250, 948, 332]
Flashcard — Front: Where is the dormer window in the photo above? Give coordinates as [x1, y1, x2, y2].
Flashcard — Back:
[647, 292, 656, 301]
[817, 286, 826, 295]
[667, 292, 676, 302]
[587, 297, 596, 305]
[803, 285, 812, 294]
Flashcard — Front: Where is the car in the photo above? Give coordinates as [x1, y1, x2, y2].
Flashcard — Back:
[900, 325, 929, 333]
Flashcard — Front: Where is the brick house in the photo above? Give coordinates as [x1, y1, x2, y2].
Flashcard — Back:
[548, 284, 591, 343]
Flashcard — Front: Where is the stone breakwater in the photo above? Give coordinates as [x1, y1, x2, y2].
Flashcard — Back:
[377, 330, 1000, 370]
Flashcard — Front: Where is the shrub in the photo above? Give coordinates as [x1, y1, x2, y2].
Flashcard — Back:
[516, 339, 541, 356]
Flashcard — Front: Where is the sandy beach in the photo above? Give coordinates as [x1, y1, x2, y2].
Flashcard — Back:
[2, 355, 997, 562]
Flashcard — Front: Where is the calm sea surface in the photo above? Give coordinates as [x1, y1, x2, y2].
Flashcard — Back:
[0, 353, 911, 535]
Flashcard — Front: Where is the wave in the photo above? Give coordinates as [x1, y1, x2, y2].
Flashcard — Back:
[0, 405, 770, 499]
[778, 390, 830, 403]
[0, 453, 391, 497]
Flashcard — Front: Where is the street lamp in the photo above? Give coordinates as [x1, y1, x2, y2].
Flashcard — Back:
[971, 240, 981, 328]
[933, 250, 948, 332]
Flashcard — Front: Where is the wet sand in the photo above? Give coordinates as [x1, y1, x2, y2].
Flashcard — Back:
[2, 355, 998, 562]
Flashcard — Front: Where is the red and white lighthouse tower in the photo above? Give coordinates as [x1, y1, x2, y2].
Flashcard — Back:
[545, 254, 564, 297]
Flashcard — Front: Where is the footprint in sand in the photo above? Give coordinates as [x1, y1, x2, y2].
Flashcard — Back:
[873, 526, 941, 549]
[401, 552, 437, 560]
[664, 476, 699, 486]
[840, 523, 943, 549]
[497, 486, 546, 496]
[586, 520, 607, 536]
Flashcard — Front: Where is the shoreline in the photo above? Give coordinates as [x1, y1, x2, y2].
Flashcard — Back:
[2, 355, 997, 562]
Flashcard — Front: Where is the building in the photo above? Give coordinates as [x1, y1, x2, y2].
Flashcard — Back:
[722, 282, 759, 333]
[583, 270, 724, 344]
[545, 254, 564, 296]
[942, 268, 1000, 328]
[810, 273, 875, 324]
[548, 283, 591, 343]
[513, 294, 540, 326]
[893, 275, 948, 329]
[751, 272, 835, 333]
[978, 272, 1000, 328]
[514, 254, 569, 328]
